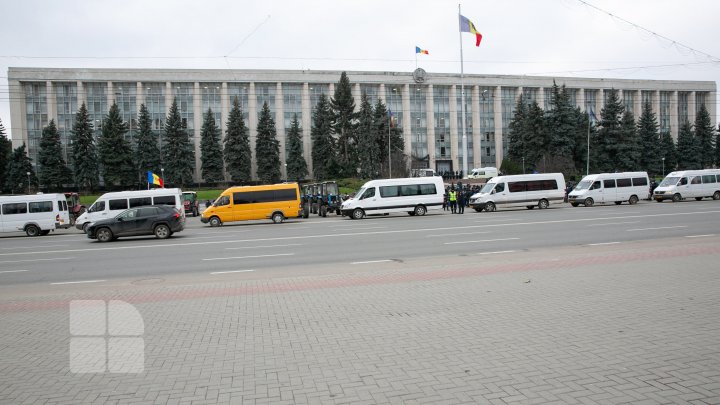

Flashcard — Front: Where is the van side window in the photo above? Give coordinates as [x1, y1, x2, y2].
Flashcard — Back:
[130, 197, 152, 207]
[603, 179, 616, 188]
[591, 181, 601, 190]
[2, 203, 27, 215]
[379, 186, 399, 198]
[215, 196, 230, 206]
[702, 175, 716, 184]
[691, 176, 702, 185]
[494, 183, 505, 193]
[89, 201, 105, 213]
[109, 199, 128, 210]
[632, 177, 648, 186]
[508, 182, 525, 193]
[361, 188, 376, 200]
[419, 184, 437, 195]
[153, 196, 176, 205]
[616, 178, 631, 187]
[29, 201, 53, 213]
[679, 177, 688, 186]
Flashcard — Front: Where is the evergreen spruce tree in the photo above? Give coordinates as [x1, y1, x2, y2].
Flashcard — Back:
[37, 119, 71, 191]
[71, 103, 99, 191]
[311, 94, 337, 180]
[676, 120, 700, 170]
[4, 144, 37, 193]
[572, 107, 593, 176]
[659, 130, 677, 175]
[616, 110, 641, 172]
[507, 95, 528, 165]
[371, 99, 404, 178]
[331, 72, 357, 177]
[594, 89, 624, 172]
[546, 83, 578, 174]
[716, 124, 720, 167]
[255, 102, 281, 184]
[162, 99, 196, 187]
[637, 101, 662, 176]
[135, 104, 161, 185]
[98, 103, 136, 188]
[199, 108, 224, 184]
[285, 114, 308, 182]
[524, 101, 547, 171]
[224, 97, 252, 184]
[355, 94, 380, 178]
[693, 104, 715, 168]
[0, 118, 12, 192]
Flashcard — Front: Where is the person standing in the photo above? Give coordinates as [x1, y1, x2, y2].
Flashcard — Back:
[449, 188, 457, 214]
[457, 189, 465, 214]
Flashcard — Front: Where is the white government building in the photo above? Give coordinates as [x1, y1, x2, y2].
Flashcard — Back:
[7, 67, 716, 181]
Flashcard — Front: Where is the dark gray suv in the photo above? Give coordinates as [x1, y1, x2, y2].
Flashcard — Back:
[86, 205, 185, 242]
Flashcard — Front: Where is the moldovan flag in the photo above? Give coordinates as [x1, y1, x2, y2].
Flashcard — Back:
[459, 14, 482, 47]
[148, 171, 164, 187]
[415, 46, 429, 55]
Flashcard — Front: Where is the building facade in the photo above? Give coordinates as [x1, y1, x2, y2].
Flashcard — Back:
[8, 67, 716, 181]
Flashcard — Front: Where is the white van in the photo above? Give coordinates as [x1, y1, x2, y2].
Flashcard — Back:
[568, 172, 649, 207]
[75, 188, 184, 232]
[0, 193, 72, 236]
[467, 167, 499, 180]
[341, 177, 444, 219]
[653, 169, 720, 202]
[469, 173, 565, 212]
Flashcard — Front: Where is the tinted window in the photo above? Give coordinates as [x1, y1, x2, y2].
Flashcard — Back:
[130, 197, 152, 207]
[274, 188, 298, 201]
[508, 182, 525, 193]
[691, 176, 702, 185]
[379, 186, 400, 198]
[632, 177, 648, 186]
[233, 188, 298, 204]
[137, 207, 159, 217]
[604, 179, 616, 188]
[2, 203, 27, 215]
[89, 200, 106, 213]
[419, 184, 437, 195]
[542, 180, 558, 190]
[109, 199, 128, 210]
[702, 175, 715, 184]
[118, 209, 138, 219]
[679, 177, 688, 185]
[360, 188, 375, 200]
[495, 183, 505, 193]
[153, 195, 176, 205]
[401, 185, 420, 196]
[29, 201, 53, 213]
[591, 181, 601, 190]
[616, 178, 631, 187]
[215, 195, 230, 206]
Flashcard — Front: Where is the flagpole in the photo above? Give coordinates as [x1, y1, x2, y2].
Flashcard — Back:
[459, 4, 468, 180]
[388, 112, 392, 179]
[586, 111, 590, 176]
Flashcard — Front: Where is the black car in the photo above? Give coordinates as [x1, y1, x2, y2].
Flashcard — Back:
[86, 205, 185, 242]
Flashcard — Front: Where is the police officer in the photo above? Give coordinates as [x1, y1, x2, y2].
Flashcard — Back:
[449, 188, 457, 214]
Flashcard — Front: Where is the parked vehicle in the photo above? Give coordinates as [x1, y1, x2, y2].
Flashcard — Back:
[469, 173, 565, 212]
[182, 191, 200, 217]
[201, 183, 302, 226]
[411, 168, 437, 177]
[654, 169, 720, 202]
[63, 192, 86, 225]
[467, 167, 499, 180]
[318, 181, 342, 217]
[341, 177, 444, 219]
[0, 193, 72, 236]
[86, 205, 185, 242]
[75, 188, 184, 232]
[568, 172, 649, 207]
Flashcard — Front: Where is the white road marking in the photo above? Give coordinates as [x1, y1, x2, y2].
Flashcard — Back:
[472, 250, 518, 255]
[444, 238, 519, 245]
[0, 257, 75, 264]
[587, 221, 640, 227]
[210, 269, 256, 275]
[427, 231, 491, 237]
[202, 253, 295, 261]
[225, 243, 303, 250]
[350, 259, 393, 265]
[587, 242, 621, 246]
[685, 234, 715, 238]
[329, 226, 387, 230]
[51, 280, 106, 285]
[0, 244, 69, 250]
[0, 270, 29, 274]
[626, 226, 688, 232]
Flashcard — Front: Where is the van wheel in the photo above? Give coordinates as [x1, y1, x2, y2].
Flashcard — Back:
[25, 225, 40, 237]
[40, 230, 50, 236]
[352, 208, 365, 220]
[695, 197, 703, 201]
[713, 191, 720, 200]
[414, 205, 427, 216]
[584, 198, 594, 207]
[484, 202, 496, 212]
[209, 216, 222, 227]
[538, 199, 549, 209]
[96, 227, 113, 242]
[628, 195, 639, 205]
[672, 193, 682, 202]
[154, 224, 171, 239]
[571, 203, 579, 207]
[272, 212, 284, 224]
[82, 222, 90, 233]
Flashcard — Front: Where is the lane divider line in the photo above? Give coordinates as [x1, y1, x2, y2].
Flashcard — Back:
[350, 260, 394, 265]
[202, 253, 295, 261]
[587, 242, 621, 246]
[626, 226, 688, 232]
[51, 280, 106, 285]
[225, 243, 303, 250]
[0, 257, 75, 264]
[0, 270, 29, 274]
[685, 234, 715, 238]
[587, 221, 640, 227]
[210, 269, 256, 275]
[472, 250, 517, 256]
[445, 238, 519, 245]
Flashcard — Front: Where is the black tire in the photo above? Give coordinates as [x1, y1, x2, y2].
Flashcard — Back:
[209, 216, 222, 227]
[96, 227, 113, 242]
[614, 201, 622, 205]
[25, 225, 40, 237]
[320, 206, 327, 217]
[351, 208, 365, 220]
[82, 222, 90, 233]
[672, 193, 681, 203]
[713, 191, 720, 200]
[571, 203, 579, 207]
[695, 197, 703, 201]
[193, 208, 199, 217]
[336, 209, 342, 215]
[272, 212, 284, 224]
[526, 205, 535, 210]
[538, 199, 549, 209]
[484, 202, 496, 212]
[628, 195, 639, 205]
[474, 207, 483, 212]
[414, 205, 427, 216]
[40, 230, 50, 236]
[408, 211, 415, 216]
[302, 206, 310, 219]
[154, 224, 171, 239]
[584, 198, 594, 207]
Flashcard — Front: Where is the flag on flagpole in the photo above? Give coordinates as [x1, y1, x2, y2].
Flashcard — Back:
[459, 14, 482, 47]
[147, 171, 164, 188]
[415, 46, 429, 55]
[588, 107, 598, 123]
[388, 109, 395, 128]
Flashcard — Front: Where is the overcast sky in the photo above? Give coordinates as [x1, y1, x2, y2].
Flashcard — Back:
[1, 0, 718, 139]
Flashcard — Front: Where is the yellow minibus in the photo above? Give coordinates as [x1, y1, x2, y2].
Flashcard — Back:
[201, 183, 302, 226]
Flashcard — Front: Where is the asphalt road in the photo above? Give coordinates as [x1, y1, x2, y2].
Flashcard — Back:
[0, 199, 718, 291]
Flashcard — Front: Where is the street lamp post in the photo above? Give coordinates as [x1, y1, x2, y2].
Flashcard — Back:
[161, 168, 165, 188]
[26, 171, 31, 194]
[522, 157, 525, 174]
[662, 157, 665, 177]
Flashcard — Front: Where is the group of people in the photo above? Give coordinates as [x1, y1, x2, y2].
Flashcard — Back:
[440, 171, 464, 181]
[442, 184, 482, 214]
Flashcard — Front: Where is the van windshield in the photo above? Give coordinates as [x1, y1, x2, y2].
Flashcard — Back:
[480, 182, 495, 194]
[573, 180, 592, 191]
[355, 188, 366, 199]
[659, 177, 680, 187]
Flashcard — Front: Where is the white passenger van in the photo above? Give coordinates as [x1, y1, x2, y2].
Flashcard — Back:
[467, 167, 499, 180]
[0, 193, 71, 236]
[653, 169, 720, 202]
[469, 173, 565, 212]
[341, 177, 444, 219]
[568, 172, 649, 207]
[75, 188, 184, 232]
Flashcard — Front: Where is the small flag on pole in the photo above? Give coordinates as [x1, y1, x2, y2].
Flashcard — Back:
[588, 107, 598, 123]
[147, 171, 164, 188]
[388, 110, 395, 128]
[459, 14, 482, 47]
[415, 46, 429, 55]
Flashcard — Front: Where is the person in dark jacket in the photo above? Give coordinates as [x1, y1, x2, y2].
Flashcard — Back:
[456, 190, 465, 214]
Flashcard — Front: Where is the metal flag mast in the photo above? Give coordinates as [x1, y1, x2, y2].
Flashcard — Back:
[458, 4, 469, 180]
